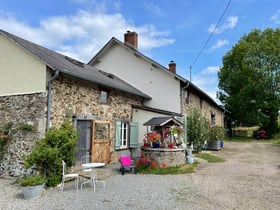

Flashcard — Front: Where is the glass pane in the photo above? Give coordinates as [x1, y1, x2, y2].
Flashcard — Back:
[94, 122, 110, 139]
[100, 90, 107, 103]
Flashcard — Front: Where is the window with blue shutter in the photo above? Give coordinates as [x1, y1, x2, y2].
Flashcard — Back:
[114, 121, 121, 150]
[130, 122, 138, 148]
[115, 121, 139, 150]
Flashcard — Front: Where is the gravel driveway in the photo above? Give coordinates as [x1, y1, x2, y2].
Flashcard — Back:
[1, 142, 279, 210]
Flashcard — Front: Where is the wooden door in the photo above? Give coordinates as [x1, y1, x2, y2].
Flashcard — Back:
[76, 120, 92, 165]
[91, 120, 111, 163]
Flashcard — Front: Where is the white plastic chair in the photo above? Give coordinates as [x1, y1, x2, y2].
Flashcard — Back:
[81, 155, 92, 180]
[61, 160, 79, 191]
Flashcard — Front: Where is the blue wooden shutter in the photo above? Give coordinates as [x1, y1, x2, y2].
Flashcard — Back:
[115, 121, 121, 150]
[129, 122, 138, 148]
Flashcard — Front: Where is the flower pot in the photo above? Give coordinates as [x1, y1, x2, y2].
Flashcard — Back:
[206, 140, 222, 150]
[187, 155, 195, 164]
[22, 184, 45, 200]
[152, 142, 160, 148]
[144, 143, 150, 147]
[168, 143, 174, 149]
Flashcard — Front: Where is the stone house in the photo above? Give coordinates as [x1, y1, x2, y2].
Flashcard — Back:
[0, 29, 151, 176]
[88, 31, 226, 154]
[0, 29, 226, 176]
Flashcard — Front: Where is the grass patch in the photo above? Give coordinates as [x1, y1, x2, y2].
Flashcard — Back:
[224, 135, 280, 144]
[195, 152, 225, 163]
[139, 162, 198, 175]
[224, 136, 253, 142]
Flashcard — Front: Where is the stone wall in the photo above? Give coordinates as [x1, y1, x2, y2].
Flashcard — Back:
[141, 147, 186, 167]
[184, 92, 224, 126]
[50, 75, 142, 127]
[0, 130, 40, 177]
[0, 92, 47, 135]
[50, 75, 143, 163]
[0, 75, 143, 177]
[0, 93, 46, 177]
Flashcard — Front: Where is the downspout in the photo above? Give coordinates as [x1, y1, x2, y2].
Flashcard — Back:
[46, 69, 59, 130]
[181, 81, 190, 145]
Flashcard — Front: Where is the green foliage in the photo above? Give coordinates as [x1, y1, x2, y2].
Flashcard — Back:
[209, 125, 225, 140]
[19, 175, 46, 187]
[0, 122, 13, 136]
[23, 119, 78, 187]
[18, 124, 35, 131]
[187, 108, 209, 151]
[218, 28, 280, 136]
[195, 153, 225, 163]
[0, 122, 13, 161]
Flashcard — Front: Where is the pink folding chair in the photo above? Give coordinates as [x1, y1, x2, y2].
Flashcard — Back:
[119, 151, 137, 175]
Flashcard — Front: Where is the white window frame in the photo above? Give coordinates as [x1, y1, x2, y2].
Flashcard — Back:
[120, 121, 129, 149]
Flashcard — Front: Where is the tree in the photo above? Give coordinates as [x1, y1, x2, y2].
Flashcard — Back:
[218, 28, 280, 136]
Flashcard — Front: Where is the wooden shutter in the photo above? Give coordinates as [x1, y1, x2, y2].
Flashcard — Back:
[115, 121, 121, 150]
[129, 122, 138, 148]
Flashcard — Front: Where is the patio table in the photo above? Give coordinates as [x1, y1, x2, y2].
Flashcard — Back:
[80, 162, 105, 191]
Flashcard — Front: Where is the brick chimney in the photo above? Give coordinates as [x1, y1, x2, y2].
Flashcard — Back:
[124, 31, 138, 49]
[168, 61, 176, 73]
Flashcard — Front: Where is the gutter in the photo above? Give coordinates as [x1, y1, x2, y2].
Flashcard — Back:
[46, 69, 59, 130]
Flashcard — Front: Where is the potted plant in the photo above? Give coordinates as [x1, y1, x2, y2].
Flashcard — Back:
[145, 132, 161, 148]
[207, 125, 225, 150]
[19, 175, 46, 200]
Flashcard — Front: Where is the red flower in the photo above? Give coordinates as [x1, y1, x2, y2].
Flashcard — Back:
[144, 132, 161, 142]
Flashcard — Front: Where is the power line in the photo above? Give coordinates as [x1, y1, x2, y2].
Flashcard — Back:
[189, 0, 232, 70]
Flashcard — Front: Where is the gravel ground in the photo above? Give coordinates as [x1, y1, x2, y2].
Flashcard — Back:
[1, 142, 280, 210]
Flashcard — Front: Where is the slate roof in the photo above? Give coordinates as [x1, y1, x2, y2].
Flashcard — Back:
[143, 117, 183, 126]
[0, 29, 151, 99]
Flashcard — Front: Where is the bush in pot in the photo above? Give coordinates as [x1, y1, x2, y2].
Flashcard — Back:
[22, 119, 78, 187]
[207, 125, 225, 150]
[19, 175, 46, 200]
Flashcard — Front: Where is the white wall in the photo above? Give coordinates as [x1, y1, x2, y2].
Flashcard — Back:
[131, 108, 171, 157]
[0, 35, 46, 96]
[93, 44, 181, 113]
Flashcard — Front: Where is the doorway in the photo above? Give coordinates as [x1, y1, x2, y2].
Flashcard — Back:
[76, 120, 111, 164]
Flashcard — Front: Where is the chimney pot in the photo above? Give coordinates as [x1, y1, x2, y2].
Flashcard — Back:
[124, 31, 138, 49]
[168, 61, 176, 73]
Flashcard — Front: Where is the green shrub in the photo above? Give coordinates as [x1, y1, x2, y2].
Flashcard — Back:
[19, 175, 46, 187]
[208, 125, 225, 140]
[187, 108, 209, 152]
[23, 119, 78, 187]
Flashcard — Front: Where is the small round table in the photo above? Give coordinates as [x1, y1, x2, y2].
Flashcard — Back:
[81, 162, 105, 191]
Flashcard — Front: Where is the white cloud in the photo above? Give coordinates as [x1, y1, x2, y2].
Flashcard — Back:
[208, 16, 238, 34]
[0, 10, 174, 62]
[143, 3, 164, 17]
[192, 66, 220, 101]
[271, 10, 280, 24]
[212, 39, 229, 49]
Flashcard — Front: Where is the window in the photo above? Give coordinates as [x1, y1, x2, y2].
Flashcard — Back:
[211, 113, 216, 125]
[100, 90, 108, 103]
[115, 121, 138, 150]
[120, 122, 128, 148]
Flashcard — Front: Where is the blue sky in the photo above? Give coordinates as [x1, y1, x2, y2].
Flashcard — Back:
[1, 0, 279, 102]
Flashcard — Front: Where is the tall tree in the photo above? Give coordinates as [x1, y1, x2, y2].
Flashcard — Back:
[218, 28, 280, 135]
